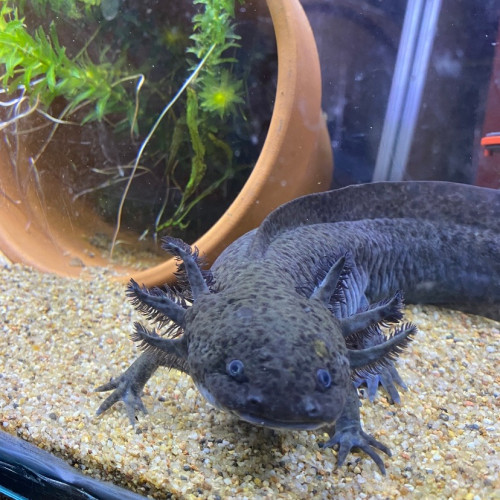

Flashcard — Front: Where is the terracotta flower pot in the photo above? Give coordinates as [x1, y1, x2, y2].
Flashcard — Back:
[0, 0, 332, 286]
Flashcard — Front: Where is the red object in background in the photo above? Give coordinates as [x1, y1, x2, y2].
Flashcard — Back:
[481, 133, 500, 156]
[477, 20, 500, 188]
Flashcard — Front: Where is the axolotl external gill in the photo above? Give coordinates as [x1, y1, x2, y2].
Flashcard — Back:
[96, 181, 499, 475]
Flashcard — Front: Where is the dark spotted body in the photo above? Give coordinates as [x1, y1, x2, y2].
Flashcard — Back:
[215, 182, 499, 319]
[96, 181, 499, 475]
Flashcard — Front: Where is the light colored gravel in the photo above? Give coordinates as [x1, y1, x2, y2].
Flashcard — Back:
[0, 262, 498, 499]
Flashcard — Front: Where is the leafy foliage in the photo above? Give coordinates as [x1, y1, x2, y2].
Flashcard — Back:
[0, 1, 139, 126]
[189, 0, 244, 119]
[0, 0, 252, 244]
[18, 0, 101, 19]
[199, 69, 244, 118]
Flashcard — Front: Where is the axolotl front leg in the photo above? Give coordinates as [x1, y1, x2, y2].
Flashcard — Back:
[96, 242, 196, 424]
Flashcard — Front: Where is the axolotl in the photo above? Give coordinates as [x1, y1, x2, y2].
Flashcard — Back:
[96, 181, 499, 474]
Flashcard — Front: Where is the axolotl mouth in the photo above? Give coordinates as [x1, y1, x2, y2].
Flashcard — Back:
[230, 410, 330, 431]
[195, 381, 336, 431]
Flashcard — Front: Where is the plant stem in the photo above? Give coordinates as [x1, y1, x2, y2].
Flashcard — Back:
[110, 73, 145, 138]
[109, 43, 216, 259]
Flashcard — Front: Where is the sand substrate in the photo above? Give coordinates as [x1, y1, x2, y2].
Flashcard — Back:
[0, 262, 498, 499]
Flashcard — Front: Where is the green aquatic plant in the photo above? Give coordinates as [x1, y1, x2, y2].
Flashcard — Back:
[188, 0, 241, 66]
[158, 0, 246, 227]
[0, 0, 141, 129]
[110, 0, 247, 250]
[18, 0, 101, 19]
[0, 0, 251, 256]
[199, 69, 244, 118]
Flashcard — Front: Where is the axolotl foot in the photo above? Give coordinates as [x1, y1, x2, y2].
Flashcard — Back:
[95, 374, 148, 426]
[320, 382, 392, 475]
[95, 351, 162, 426]
[321, 422, 391, 475]
[354, 361, 408, 404]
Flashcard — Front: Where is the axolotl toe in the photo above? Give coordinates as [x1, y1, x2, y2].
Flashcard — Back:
[96, 181, 499, 476]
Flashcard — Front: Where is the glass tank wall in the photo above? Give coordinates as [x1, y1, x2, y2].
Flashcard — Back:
[303, 0, 500, 188]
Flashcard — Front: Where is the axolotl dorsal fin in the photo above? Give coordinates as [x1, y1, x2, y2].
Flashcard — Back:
[248, 181, 500, 257]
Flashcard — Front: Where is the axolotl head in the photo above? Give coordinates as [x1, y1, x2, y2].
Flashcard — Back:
[182, 289, 351, 430]
[129, 237, 414, 431]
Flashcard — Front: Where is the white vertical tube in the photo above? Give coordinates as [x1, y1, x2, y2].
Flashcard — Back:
[372, 0, 442, 181]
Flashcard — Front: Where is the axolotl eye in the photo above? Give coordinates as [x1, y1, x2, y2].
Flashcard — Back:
[226, 359, 246, 382]
[316, 368, 332, 390]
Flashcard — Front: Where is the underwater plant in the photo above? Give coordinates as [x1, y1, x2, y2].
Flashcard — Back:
[0, 0, 259, 257]
[0, 0, 141, 127]
[198, 69, 244, 118]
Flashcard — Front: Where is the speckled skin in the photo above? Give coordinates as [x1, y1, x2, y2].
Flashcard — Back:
[96, 181, 499, 475]
[184, 265, 351, 427]
[217, 181, 499, 319]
